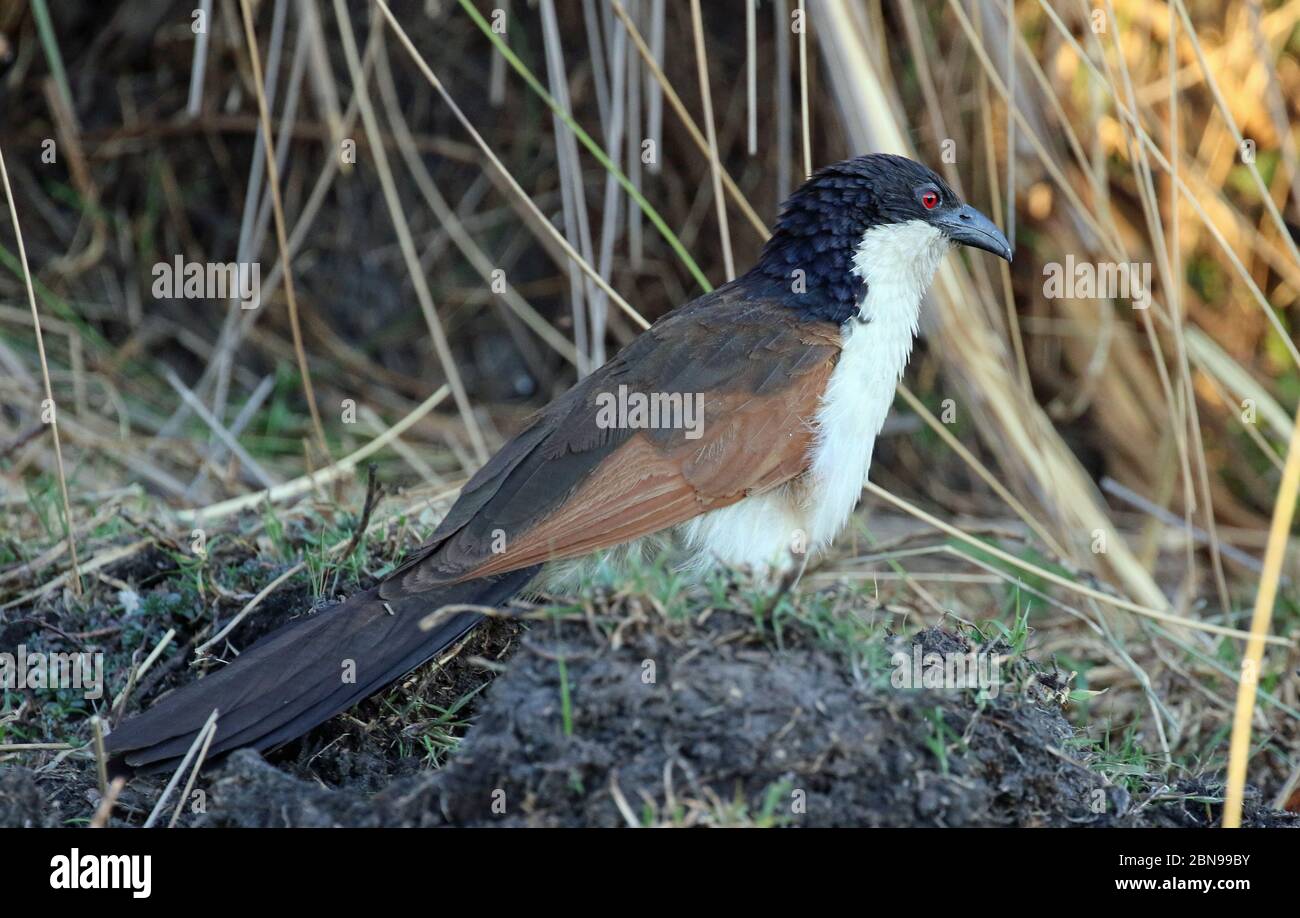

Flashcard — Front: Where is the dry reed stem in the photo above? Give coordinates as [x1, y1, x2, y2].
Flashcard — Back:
[610, 0, 767, 238]
[177, 384, 450, 524]
[798, 0, 811, 177]
[689, 0, 735, 280]
[818, 0, 1169, 610]
[376, 0, 649, 331]
[0, 144, 82, 595]
[238, 0, 331, 461]
[333, 0, 490, 465]
[1222, 401, 1300, 826]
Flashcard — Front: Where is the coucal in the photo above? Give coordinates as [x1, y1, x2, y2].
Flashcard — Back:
[106, 154, 1011, 774]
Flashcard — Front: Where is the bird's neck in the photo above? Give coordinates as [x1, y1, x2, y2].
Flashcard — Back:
[800, 220, 950, 549]
[753, 218, 951, 326]
[752, 222, 868, 324]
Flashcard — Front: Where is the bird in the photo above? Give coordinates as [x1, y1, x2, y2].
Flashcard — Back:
[105, 153, 1011, 775]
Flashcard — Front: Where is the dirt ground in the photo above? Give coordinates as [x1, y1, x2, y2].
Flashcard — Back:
[4, 601, 1294, 828]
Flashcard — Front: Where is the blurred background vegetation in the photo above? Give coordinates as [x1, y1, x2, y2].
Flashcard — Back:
[1, 1, 1299, 812]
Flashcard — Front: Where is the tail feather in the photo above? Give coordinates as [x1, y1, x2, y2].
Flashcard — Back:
[105, 567, 537, 776]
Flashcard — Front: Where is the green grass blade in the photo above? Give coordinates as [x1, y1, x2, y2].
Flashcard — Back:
[30, 0, 75, 117]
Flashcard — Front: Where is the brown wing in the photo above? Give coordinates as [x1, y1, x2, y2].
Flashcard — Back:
[466, 362, 831, 577]
[380, 279, 840, 599]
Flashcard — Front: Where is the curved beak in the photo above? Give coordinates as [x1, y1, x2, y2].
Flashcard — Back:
[937, 204, 1012, 262]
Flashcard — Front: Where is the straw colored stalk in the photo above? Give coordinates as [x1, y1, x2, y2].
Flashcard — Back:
[813, 0, 1165, 611]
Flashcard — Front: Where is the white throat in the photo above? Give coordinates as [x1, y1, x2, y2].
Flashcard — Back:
[802, 220, 950, 548]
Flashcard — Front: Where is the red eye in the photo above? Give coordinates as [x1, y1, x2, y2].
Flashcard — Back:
[921, 190, 940, 210]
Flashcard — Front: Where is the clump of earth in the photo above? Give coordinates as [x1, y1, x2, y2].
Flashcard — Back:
[3, 605, 1294, 828]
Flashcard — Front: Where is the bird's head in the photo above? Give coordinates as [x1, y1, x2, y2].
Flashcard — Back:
[755, 153, 1011, 324]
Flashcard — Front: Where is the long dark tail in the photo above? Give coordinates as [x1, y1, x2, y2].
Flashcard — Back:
[105, 567, 537, 776]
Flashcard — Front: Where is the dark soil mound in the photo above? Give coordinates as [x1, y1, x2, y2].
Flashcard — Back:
[69, 613, 1284, 829]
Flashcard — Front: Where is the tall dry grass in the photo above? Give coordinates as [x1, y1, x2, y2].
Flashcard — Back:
[1, 0, 1298, 819]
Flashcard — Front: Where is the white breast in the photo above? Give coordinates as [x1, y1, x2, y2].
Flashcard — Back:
[803, 220, 949, 546]
[681, 219, 950, 577]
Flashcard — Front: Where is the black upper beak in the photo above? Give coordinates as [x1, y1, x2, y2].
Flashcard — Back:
[938, 204, 1012, 262]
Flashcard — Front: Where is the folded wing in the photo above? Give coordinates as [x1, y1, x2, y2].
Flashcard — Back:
[381, 283, 840, 598]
